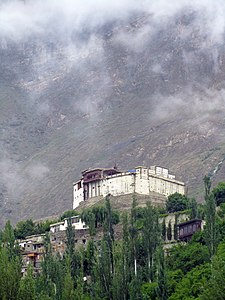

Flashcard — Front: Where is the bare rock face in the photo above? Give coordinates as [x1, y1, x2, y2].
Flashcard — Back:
[1, 1, 225, 226]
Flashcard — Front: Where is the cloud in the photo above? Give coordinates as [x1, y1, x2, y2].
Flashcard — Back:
[1, 0, 225, 119]
[0, 154, 49, 202]
[26, 163, 49, 179]
[150, 87, 225, 135]
[0, 0, 142, 41]
[0, 0, 224, 43]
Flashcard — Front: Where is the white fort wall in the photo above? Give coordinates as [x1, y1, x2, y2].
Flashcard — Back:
[73, 166, 185, 209]
[102, 172, 135, 197]
[73, 181, 84, 209]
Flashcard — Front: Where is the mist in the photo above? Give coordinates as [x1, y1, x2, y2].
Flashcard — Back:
[1, 0, 225, 225]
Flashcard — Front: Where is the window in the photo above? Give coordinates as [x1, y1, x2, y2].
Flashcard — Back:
[188, 225, 192, 233]
[193, 224, 197, 232]
[72, 217, 79, 224]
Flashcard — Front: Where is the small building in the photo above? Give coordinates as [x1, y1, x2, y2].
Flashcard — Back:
[50, 215, 87, 233]
[19, 234, 45, 276]
[178, 219, 203, 242]
[159, 212, 189, 242]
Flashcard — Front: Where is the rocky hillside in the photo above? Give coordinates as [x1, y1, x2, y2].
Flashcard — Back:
[1, 1, 225, 226]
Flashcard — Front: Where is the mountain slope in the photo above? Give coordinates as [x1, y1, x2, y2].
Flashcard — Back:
[1, 1, 225, 225]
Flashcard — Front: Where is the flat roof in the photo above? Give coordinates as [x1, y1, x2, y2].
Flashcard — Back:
[178, 219, 202, 226]
[82, 167, 121, 175]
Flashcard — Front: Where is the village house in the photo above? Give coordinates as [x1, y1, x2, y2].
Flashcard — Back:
[178, 219, 204, 242]
[49, 215, 88, 255]
[18, 234, 45, 276]
[49, 215, 87, 233]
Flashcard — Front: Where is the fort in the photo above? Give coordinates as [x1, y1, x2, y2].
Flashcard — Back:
[73, 165, 185, 209]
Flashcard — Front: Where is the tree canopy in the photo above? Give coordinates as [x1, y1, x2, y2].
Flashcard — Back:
[1, 185, 225, 299]
[212, 182, 225, 206]
[166, 192, 189, 213]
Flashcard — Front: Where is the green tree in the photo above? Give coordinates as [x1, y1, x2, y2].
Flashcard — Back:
[18, 265, 35, 300]
[14, 219, 36, 239]
[204, 175, 211, 198]
[162, 218, 166, 241]
[0, 246, 21, 300]
[141, 282, 157, 300]
[189, 198, 198, 219]
[37, 234, 64, 300]
[204, 189, 219, 256]
[60, 210, 78, 220]
[81, 210, 96, 236]
[167, 269, 183, 297]
[173, 215, 178, 241]
[97, 239, 113, 299]
[156, 244, 168, 300]
[129, 276, 142, 300]
[103, 195, 114, 275]
[130, 194, 138, 277]
[204, 176, 219, 257]
[62, 258, 76, 300]
[166, 243, 210, 274]
[120, 213, 131, 299]
[66, 217, 75, 258]
[112, 243, 127, 300]
[212, 182, 225, 206]
[167, 221, 172, 241]
[201, 255, 225, 300]
[0, 221, 21, 300]
[169, 264, 211, 300]
[2, 220, 17, 258]
[204, 194, 219, 257]
[143, 202, 160, 282]
[166, 193, 189, 213]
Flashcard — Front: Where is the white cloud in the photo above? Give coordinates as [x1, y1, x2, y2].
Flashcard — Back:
[0, 0, 224, 43]
[26, 163, 49, 179]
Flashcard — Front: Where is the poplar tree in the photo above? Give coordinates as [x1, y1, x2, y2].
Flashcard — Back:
[156, 243, 168, 300]
[38, 234, 63, 300]
[65, 217, 79, 284]
[167, 221, 172, 241]
[97, 239, 113, 299]
[104, 195, 114, 274]
[189, 198, 198, 219]
[130, 194, 138, 277]
[2, 220, 17, 258]
[121, 213, 131, 299]
[204, 176, 219, 257]
[173, 215, 178, 241]
[162, 218, 166, 241]
[0, 221, 21, 300]
[112, 243, 126, 300]
[18, 265, 35, 300]
[143, 201, 160, 282]
[66, 217, 75, 258]
[0, 246, 21, 300]
[62, 258, 76, 300]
